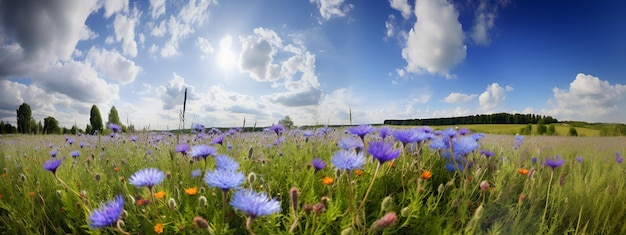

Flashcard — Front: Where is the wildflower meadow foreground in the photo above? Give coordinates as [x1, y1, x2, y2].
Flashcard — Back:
[1, 124, 625, 234]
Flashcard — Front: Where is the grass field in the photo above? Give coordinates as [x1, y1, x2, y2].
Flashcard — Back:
[0, 126, 625, 234]
[427, 124, 601, 136]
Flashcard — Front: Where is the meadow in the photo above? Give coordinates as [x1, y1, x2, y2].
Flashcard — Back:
[0, 125, 625, 234]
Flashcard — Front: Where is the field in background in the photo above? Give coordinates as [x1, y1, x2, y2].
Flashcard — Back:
[426, 124, 601, 136]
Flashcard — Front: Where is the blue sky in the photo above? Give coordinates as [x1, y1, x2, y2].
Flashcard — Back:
[1, 0, 625, 130]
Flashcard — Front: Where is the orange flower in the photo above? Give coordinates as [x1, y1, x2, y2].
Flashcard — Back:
[29, 191, 35, 198]
[114, 167, 120, 172]
[354, 169, 363, 176]
[322, 176, 334, 185]
[387, 161, 396, 167]
[154, 223, 164, 234]
[154, 191, 166, 199]
[137, 198, 149, 206]
[518, 168, 529, 175]
[420, 170, 432, 180]
[185, 186, 198, 195]
[1, 173, 6, 178]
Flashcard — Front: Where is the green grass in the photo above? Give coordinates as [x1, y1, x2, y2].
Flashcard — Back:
[428, 124, 601, 136]
[0, 130, 624, 234]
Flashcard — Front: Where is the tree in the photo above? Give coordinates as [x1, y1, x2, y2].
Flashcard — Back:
[536, 119, 547, 135]
[85, 124, 92, 135]
[108, 106, 121, 126]
[16, 103, 32, 134]
[90, 105, 103, 134]
[279, 115, 294, 129]
[547, 124, 556, 135]
[43, 116, 61, 134]
[568, 127, 578, 136]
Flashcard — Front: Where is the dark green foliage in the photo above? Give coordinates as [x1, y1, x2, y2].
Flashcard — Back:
[16, 102, 32, 134]
[43, 116, 60, 134]
[536, 119, 547, 135]
[89, 105, 103, 134]
[0, 121, 17, 134]
[279, 115, 294, 129]
[384, 112, 558, 126]
[108, 105, 121, 126]
[568, 127, 578, 136]
[547, 124, 556, 135]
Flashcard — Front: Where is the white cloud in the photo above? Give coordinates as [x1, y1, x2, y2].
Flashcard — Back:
[103, 0, 129, 18]
[470, 0, 510, 45]
[548, 73, 626, 122]
[444, 92, 477, 103]
[238, 31, 280, 82]
[149, 0, 166, 19]
[389, 0, 412, 19]
[196, 36, 214, 58]
[151, 20, 167, 37]
[265, 87, 322, 107]
[479, 83, 513, 112]
[86, 47, 142, 84]
[112, 8, 139, 57]
[309, 0, 354, 21]
[432, 107, 471, 118]
[156, 73, 199, 110]
[401, 0, 466, 78]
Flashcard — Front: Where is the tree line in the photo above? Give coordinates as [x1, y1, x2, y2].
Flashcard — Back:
[0, 103, 134, 135]
[384, 113, 558, 126]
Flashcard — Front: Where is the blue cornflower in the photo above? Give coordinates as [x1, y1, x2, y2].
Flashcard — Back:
[191, 169, 202, 178]
[131, 136, 138, 143]
[269, 124, 285, 135]
[616, 152, 623, 163]
[429, 137, 448, 151]
[442, 128, 458, 138]
[204, 169, 245, 191]
[311, 158, 326, 171]
[514, 134, 524, 149]
[576, 157, 584, 163]
[214, 155, 239, 171]
[192, 123, 205, 133]
[129, 168, 165, 189]
[189, 145, 216, 160]
[50, 149, 58, 158]
[303, 130, 314, 138]
[458, 128, 471, 135]
[67, 138, 75, 145]
[71, 151, 80, 158]
[453, 136, 480, 156]
[480, 150, 495, 158]
[545, 156, 565, 170]
[531, 157, 537, 164]
[348, 125, 376, 141]
[393, 129, 418, 146]
[331, 150, 366, 171]
[368, 140, 400, 164]
[378, 126, 393, 139]
[338, 137, 364, 151]
[88, 195, 124, 229]
[43, 158, 62, 175]
[79, 142, 86, 148]
[230, 189, 281, 219]
[176, 143, 190, 155]
[108, 123, 122, 133]
[211, 135, 225, 145]
[445, 162, 464, 172]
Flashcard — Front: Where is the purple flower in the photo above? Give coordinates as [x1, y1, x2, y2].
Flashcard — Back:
[269, 124, 285, 135]
[480, 150, 495, 158]
[442, 128, 458, 138]
[192, 123, 205, 133]
[189, 145, 216, 160]
[393, 129, 418, 146]
[338, 137, 364, 151]
[67, 138, 75, 145]
[532, 157, 537, 164]
[514, 134, 524, 149]
[458, 128, 471, 135]
[303, 130, 314, 138]
[348, 125, 376, 141]
[108, 123, 122, 133]
[378, 126, 393, 139]
[204, 169, 244, 191]
[616, 152, 623, 163]
[211, 135, 225, 145]
[331, 150, 366, 171]
[191, 169, 202, 178]
[311, 158, 326, 171]
[368, 140, 401, 164]
[50, 150, 58, 158]
[545, 156, 565, 170]
[230, 189, 281, 219]
[129, 168, 165, 189]
[453, 136, 480, 156]
[429, 137, 448, 150]
[88, 195, 124, 229]
[70, 151, 80, 158]
[214, 155, 239, 171]
[43, 158, 62, 175]
[131, 136, 138, 143]
[176, 144, 190, 155]
[79, 142, 86, 148]
[576, 157, 584, 163]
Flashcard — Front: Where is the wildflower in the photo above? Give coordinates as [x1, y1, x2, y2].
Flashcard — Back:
[445, 162, 463, 172]
[175, 144, 190, 155]
[67, 138, 75, 145]
[269, 123, 285, 135]
[190, 169, 202, 178]
[420, 170, 432, 180]
[130, 136, 138, 143]
[154, 191, 166, 199]
[50, 150, 58, 158]
[214, 155, 240, 171]
[70, 151, 80, 158]
[322, 176, 334, 185]
[531, 157, 537, 164]
[368, 140, 401, 164]
[43, 158, 62, 175]
[154, 223, 163, 234]
[479, 180, 490, 191]
[392, 129, 417, 147]
[211, 135, 225, 145]
[354, 169, 363, 176]
[29, 191, 35, 197]
[452, 136, 479, 156]
[331, 150, 366, 171]
[457, 128, 471, 135]
[518, 168, 529, 175]
[378, 126, 393, 139]
[192, 123, 205, 133]
[616, 152, 623, 163]
[348, 125, 376, 141]
[545, 156, 565, 170]
[204, 169, 245, 191]
[189, 145, 216, 160]
[338, 137, 364, 152]
[129, 168, 165, 189]
[230, 189, 280, 219]
[88, 195, 124, 229]
[576, 157, 584, 163]
[480, 150, 494, 158]
[79, 142, 86, 148]
[185, 186, 198, 195]
[108, 123, 122, 133]
[137, 198, 149, 206]
[311, 158, 326, 171]
[514, 134, 524, 149]
[371, 212, 397, 231]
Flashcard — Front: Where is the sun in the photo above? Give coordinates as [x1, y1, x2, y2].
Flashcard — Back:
[217, 48, 237, 70]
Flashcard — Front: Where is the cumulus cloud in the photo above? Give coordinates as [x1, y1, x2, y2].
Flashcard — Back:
[196, 36, 214, 58]
[103, 0, 129, 18]
[444, 92, 477, 103]
[265, 87, 323, 107]
[309, 0, 354, 21]
[549, 73, 626, 122]
[238, 29, 281, 82]
[156, 73, 199, 110]
[389, 0, 412, 19]
[154, 0, 216, 57]
[479, 83, 513, 112]
[470, 0, 510, 45]
[112, 8, 140, 57]
[86, 47, 142, 84]
[149, 0, 166, 19]
[401, 0, 466, 78]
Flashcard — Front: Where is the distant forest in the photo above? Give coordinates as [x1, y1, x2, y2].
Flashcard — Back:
[384, 113, 558, 126]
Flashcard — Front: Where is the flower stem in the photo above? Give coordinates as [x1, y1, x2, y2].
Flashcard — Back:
[540, 170, 555, 231]
[355, 162, 382, 231]
[116, 219, 130, 235]
[245, 217, 256, 235]
[222, 189, 228, 225]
